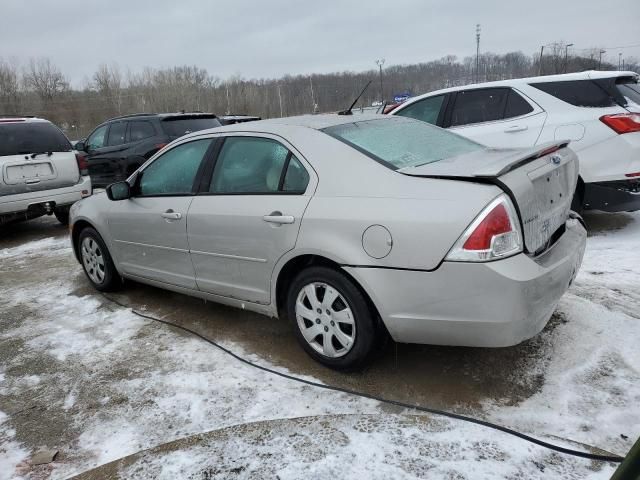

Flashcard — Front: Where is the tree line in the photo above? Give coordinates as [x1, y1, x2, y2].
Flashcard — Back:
[1, 43, 637, 139]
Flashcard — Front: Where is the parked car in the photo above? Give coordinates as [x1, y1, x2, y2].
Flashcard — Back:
[76, 112, 222, 188]
[0, 116, 91, 225]
[389, 71, 640, 212]
[69, 114, 586, 369]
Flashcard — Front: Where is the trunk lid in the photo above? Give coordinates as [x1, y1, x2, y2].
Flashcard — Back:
[399, 141, 578, 254]
[1, 151, 80, 196]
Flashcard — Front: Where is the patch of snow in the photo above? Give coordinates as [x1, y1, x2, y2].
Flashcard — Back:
[0, 410, 29, 480]
[0, 236, 69, 260]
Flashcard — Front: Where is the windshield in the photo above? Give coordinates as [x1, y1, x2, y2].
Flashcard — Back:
[161, 116, 222, 138]
[0, 121, 72, 157]
[323, 117, 483, 170]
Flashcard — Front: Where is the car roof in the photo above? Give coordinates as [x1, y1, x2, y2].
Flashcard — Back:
[0, 116, 50, 124]
[399, 70, 639, 103]
[104, 112, 218, 122]
[180, 113, 388, 139]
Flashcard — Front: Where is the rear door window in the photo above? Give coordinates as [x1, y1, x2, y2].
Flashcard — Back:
[106, 121, 127, 146]
[209, 137, 292, 194]
[530, 80, 617, 107]
[394, 95, 445, 125]
[449, 88, 509, 126]
[129, 121, 156, 142]
[0, 122, 71, 156]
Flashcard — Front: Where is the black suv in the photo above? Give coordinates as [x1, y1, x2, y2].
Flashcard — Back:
[76, 113, 222, 188]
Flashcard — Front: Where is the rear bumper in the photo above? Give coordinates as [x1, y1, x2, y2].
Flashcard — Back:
[583, 179, 640, 212]
[0, 176, 92, 216]
[344, 217, 586, 347]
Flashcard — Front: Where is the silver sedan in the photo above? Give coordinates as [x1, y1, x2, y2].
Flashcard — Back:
[69, 114, 586, 370]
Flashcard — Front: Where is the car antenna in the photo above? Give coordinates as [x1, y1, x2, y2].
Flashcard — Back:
[338, 80, 372, 115]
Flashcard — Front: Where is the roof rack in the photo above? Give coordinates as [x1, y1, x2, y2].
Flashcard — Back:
[0, 114, 35, 118]
[106, 112, 157, 121]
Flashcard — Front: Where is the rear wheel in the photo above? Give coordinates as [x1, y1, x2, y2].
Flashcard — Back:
[287, 266, 378, 370]
[54, 206, 70, 225]
[78, 227, 120, 292]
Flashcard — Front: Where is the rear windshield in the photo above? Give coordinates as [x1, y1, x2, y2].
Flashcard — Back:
[161, 116, 221, 138]
[616, 79, 640, 110]
[0, 121, 72, 157]
[322, 117, 483, 170]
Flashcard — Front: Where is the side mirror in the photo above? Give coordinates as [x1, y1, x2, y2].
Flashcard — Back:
[106, 181, 131, 201]
[75, 141, 86, 152]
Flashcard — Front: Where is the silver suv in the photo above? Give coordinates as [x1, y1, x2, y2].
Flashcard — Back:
[0, 117, 91, 225]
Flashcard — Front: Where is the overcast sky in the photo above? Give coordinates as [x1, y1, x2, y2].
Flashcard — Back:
[1, 0, 639, 87]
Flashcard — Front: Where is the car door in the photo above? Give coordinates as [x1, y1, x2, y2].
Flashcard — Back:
[445, 87, 547, 148]
[107, 137, 215, 289]
[85, 121, 130, 186]
[187, 134, 315, 304]
[392, 94, 449, 126]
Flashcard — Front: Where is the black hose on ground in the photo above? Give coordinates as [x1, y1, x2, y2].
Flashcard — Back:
[102, 294, 625, 464]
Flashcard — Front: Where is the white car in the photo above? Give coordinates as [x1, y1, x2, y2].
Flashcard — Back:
[389, 71, 640, 212]
[0, 117, 91, 225]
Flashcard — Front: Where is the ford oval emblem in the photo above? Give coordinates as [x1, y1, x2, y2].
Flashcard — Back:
[551, 154, 562, 165]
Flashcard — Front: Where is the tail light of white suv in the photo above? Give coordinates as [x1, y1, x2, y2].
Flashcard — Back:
[599, 113, 640, 134]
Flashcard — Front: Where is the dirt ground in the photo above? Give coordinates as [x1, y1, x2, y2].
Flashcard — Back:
[1, 213, 638, 479]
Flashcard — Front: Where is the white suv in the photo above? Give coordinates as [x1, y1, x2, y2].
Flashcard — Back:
[389, 71, 640, 212]
[0, 117, 91, 225]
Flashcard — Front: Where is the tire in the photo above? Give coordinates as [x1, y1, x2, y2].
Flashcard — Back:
[286, 266, 378, 371]
[54, 206, 70, 225]
[570, 178, 585, 214]
[77, 227, 121, 292]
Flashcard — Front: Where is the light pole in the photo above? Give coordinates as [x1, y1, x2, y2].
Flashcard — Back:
[375, 59, 385, 104]
[598, 49, 606, 70]
[619, 52, 622, 71]
[475, 24, 481, 83]
[564, 43, 573, 73]
[538, 45, 545, 76]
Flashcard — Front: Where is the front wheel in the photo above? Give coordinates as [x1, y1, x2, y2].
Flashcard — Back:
[287, 266, 378, 370]
[78, 227, 121, 292]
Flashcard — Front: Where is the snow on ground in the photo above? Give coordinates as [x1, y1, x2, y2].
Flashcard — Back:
[1, 213, 639, 479]
[485, 213, 640, 455]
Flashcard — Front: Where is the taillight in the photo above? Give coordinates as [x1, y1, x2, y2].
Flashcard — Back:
[600, 113, 640, 134]
[446, 194, 522, 262]
[75, 153, 89, 176]
[155, 143, 168, 151]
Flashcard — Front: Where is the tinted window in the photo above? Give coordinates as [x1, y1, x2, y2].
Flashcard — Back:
[210, 137, 290, 194]
[129, 121, 156, 142]
[106, 122, 126, 146]
[616, 80, 640, 109]
[323, 117, 482, 170]
[86, 125, 107, 150]
[505, 90, 534, 118]
[395, 95, 445, 125]
[0, 122, 72, 156]
[283, 156, 310, 192]
[139, 139, 212, 196]
[450, 88, 508, 126]
[161, 116, 222, 138]
[530, 80, 616, 107]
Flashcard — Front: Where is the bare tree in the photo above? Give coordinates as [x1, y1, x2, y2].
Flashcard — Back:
[0, 58, 21, 114]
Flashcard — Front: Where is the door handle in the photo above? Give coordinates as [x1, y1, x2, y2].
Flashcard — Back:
[263, 211, 295, 224]
[161, 209, 182, 220]
[504, 125, 528, 133]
